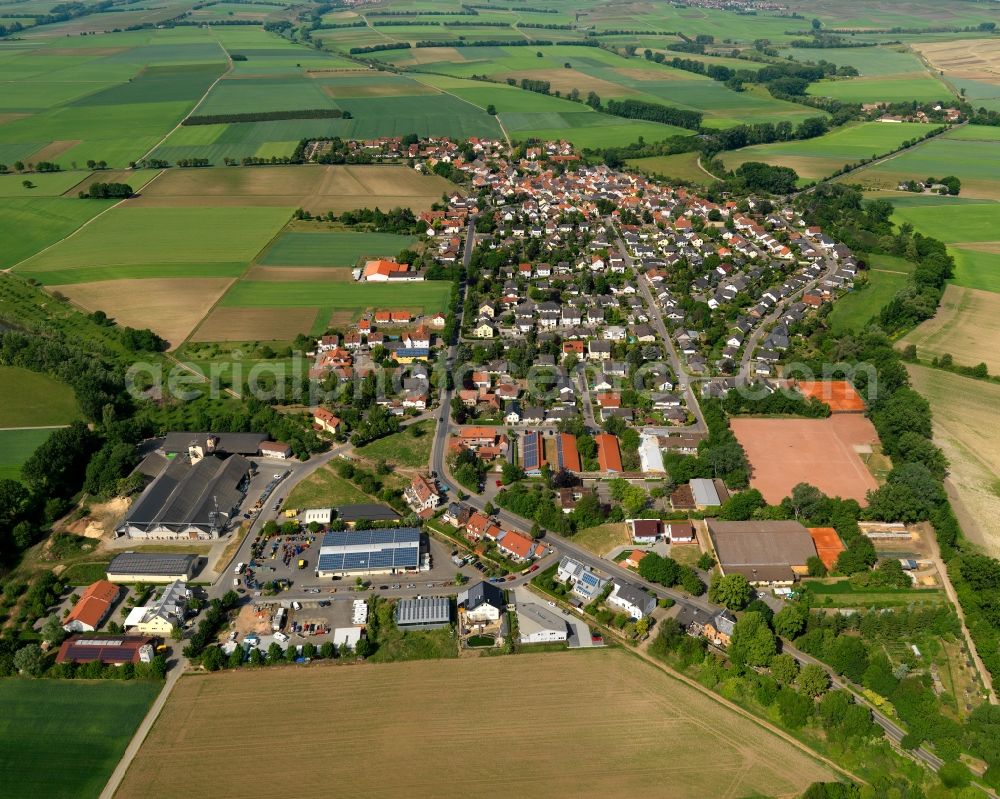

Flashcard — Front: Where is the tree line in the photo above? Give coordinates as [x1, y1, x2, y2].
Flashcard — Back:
[183, 109, 352, 126]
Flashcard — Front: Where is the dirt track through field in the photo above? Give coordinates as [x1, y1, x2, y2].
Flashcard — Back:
[114, 650, 833, 799]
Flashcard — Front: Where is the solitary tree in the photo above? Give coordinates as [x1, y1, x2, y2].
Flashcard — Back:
[708, 573, 753, 610]
[13, 644, 44, 676]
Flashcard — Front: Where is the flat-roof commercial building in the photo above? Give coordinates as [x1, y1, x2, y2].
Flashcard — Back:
[395, 597, 451, 631]
[107, 553, 198, 584]
[55, 635, 155, 665]
[517, 603, 568, 644]
[316, 528, 421, 577]
[707, 519, 817, 586]
[638, 434, 665, 474]
[116, 454, 251, 540]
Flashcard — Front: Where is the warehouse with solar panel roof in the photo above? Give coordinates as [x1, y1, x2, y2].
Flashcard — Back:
[315, 527, 426, 578]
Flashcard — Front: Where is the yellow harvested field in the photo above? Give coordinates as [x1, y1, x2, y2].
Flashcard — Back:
[320, 81, 438, 98]
[242, 266, 354, 282]
[907, 364, 1000, 557]
[57, 277, 234, 350]
[131, 165, 458, 215]
[916, 38, 1000, 80]
[501, 68, 635, 97]
[390, 46, 467, 66]
[900, 284, 1000, 375]
[115, 650, 834, 799]
[190, 306, 317, 342]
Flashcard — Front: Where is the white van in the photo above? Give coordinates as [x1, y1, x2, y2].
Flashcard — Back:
[273, 631, 289, 643]
[233, 578, 240, 587]
[234, 562, 245, 574]
[292, 601, 302, 611]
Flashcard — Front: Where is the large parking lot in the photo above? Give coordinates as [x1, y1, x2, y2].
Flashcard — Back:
[234, 530, 479, 599]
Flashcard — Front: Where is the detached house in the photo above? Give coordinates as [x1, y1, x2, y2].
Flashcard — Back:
[405, 474, 441, 512]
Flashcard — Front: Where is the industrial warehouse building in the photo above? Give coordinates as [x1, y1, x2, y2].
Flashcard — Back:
[116, 453, 251, 540]
[107, 553, 198, 584]
[316, 528, 422, 577]
[395, 597, 451, 631]
[707, 519, 818, 586]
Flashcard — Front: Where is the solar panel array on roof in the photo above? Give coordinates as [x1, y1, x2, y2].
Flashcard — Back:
[107, 552, 197, 577]
[523, 432, 540, 471]
[317, 528, 421, 574]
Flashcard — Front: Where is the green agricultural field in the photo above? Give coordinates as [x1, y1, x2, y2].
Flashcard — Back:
[219, 279, 452, 315]
[14, 205, 292, 280]
[0, 366, 79, 427]
[846, 135, 1000, 200]
[782, 46, 928, 77]
[941, 125, 1000, 141]
[627, 151, 713, 185]
[0, 679, 160, 799]
[257, 230, 417, 267]
[0, 428, 55, 481]
[721, 121, 931, 180]
[0, 170, 94, 197]
[0, 197, 113, 270]
[153, 93, 502, 162]
[828, 255, 912, 333]
[893, 202, 1000, 244]
[196, 75, 339, 116]
[951, 247, 1000, 294]
[357, 420, 435, 468]
[808, 74, 952, 104]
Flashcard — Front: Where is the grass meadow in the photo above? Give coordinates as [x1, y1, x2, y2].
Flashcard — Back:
[357, 420, 435, 468]
[827, 255, 913, 333]
[0, 366, 79, 427]
[0, 428, 55, 481]
[0, 679, 160, 799]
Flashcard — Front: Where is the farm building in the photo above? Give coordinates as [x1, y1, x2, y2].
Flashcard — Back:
[55, 635, 155, 665]
[595, 433, 623, 473]
[546, 433, 581, 473]
[522, 430, 544, 475]
[259, 441, 292, 459]
[336, 503, 401, 526]
[707, 520, 818, 586]
[315, 528, 422, 577]
[62, 580, 121, 633]
[116, 453, 251, 540]
[302, 508, 333, 525]
[395, 597, 451, 631]
[107, 553, 198, 584]
[516, 604, 568, 644]
[457, 581, 505, 623]
[808, 527, 846, 571]
[690, 479, 723, 508]
[160, 432, 267, 457]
